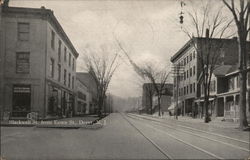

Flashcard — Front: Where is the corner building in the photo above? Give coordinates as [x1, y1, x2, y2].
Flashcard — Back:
[0, 5, 79, 119]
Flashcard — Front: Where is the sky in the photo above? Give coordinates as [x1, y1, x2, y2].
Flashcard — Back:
[9, 0, 232, 98]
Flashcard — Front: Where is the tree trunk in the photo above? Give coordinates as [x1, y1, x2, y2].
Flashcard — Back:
[158, 96, 161, 117]
[238, 35, 248, 129]
[204, 84, 210, 123]
[239, 71, 248, 129]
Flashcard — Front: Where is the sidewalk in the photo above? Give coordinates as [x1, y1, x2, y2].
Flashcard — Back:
[147, 112, 240, 129]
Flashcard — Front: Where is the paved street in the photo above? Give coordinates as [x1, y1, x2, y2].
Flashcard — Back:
[1, 113, 250, 159]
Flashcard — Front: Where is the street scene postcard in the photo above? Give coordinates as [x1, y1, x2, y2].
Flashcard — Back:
[0, 0, 250, 159]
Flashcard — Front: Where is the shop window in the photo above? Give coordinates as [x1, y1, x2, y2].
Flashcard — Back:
[12, 85, 31, 117]
[16, 52, 30, 74]
[18, 23, 29, 41]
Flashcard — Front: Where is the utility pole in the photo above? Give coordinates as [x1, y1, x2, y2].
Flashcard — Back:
[171, 63, 184, 119]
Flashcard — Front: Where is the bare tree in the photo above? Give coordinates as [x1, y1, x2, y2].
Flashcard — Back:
[181, 1, 234, 122]
[83, 46, 119, 118]
[140, 63, 170, 116]
[223, 0, 249, 129]
[115, 38, 170, 116]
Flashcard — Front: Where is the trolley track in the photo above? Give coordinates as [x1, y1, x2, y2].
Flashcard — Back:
[120, 113, 173, 159]
[128, 113, 249, 147]
[126, 113, 249, 159]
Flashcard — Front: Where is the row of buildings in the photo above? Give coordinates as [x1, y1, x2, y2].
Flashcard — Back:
[0, 2, 103, 119]
[171, 37, 250, 122]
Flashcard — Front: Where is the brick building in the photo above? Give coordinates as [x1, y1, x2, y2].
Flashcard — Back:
[142, 83, 173, 114]
[170, 37, 240, 117]
[0, 4, 78, 119]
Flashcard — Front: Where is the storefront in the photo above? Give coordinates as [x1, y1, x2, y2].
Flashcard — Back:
[12, 84, 31, 117]
[47, 83, 74, 118]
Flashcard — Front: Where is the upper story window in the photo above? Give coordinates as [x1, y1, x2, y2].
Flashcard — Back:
[49, 58, 55, 78]
[69, 53, 71, 66]
[72, 76, 74, 89]
[190, 84, 192, 93]
[186, 56, 189, 64]
[193, 66, 196, 75]
[190, 53, 192, 61]
[16, 52, 30, 74]
[186, 85, 189, 94]
[51, 30, 55, 49]
[64, 47, 67, 62]
[193, 51, 196, 59]
[186, 70, 189, 78]
[193, 83, 195, 92]
[64, 69, 67, 85]
[58, 40, 62, 62]
[190, 68, 192, 77]
[228, 77, 235, 91]
[210, 80, 216, 92]
[18, 23, 29, 41]
[68, 73, 71, 88]
[72, 58, 75, 70]
[58, 64, 61, 82]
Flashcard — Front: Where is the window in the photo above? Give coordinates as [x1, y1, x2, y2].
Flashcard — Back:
[229, 77, 234, 91]
[186, 56, 189, 63]
[69, 53, 71, 66]
[16, 52, 30, 73]
[190, 84, 192, 93]
[190, 68, 192, 77]
[193, 66, 195, 75]
[51, 30, 55, 49]
[64, 69, 67, 85]
[68, 73, 71, 88]
[49, 58, 55, 78]
[184, 58, 186, 66]
[186, 85, 189, 94]
[12, 84, 31, 117]
[193, 83, 195, 92]
[190, 54, 192, 61]
[58, 40, 61, 62]
[72, 76, 74, 89]
[184, 87, 186, 95]
[58, 64, 61, 81]
[64, 47, 67, 62]
[184, 71, 186, 80]
[72, 58, 75, 70]
[187, 70, 189, 78]
[193, 51, 195, 59]
[18, 23, 29, 41]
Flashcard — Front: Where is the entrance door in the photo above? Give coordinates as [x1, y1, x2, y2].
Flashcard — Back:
[12, 85, 31, 117]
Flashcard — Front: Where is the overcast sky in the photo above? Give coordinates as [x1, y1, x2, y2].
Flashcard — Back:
[10, 0, 231, 98]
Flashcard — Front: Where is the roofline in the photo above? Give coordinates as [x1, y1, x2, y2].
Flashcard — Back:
[3, 6, 79, 58]
[171, 37, 239, 63]
[170, 38, 197, 63]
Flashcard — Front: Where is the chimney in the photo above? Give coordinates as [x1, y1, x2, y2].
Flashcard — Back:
[3, 0, 9, 8]
[205, 28, 209, 38]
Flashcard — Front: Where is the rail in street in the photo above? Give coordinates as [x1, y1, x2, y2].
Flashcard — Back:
[125, 113, 250, 159]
